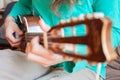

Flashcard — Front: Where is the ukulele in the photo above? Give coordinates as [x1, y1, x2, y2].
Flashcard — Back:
[18, 13, 116, 64]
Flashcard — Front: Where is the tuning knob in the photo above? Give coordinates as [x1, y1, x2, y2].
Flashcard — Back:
[71, 17, 78, 22]
[78, 14, 85, 21]
[66, 19, 71, 23]
[93, 12, 104, 19]
[59, 20, 66, 24]
[85, 14, 94, 19]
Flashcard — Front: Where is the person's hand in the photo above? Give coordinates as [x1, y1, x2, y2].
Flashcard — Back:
[4, 16, 23, 47]
[26, 36, 66, 67]
[25, 18, 72, 67]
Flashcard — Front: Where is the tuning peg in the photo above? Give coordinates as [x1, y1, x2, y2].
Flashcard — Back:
[78, 14, 85, 21]
[59, 20, 66, 24]
[93, 12, 104, 19]
[63, 55, 74, 61]
[66, 19, 71, 23]
[85, 14, 94, 19]
[71, 17, 78, 22]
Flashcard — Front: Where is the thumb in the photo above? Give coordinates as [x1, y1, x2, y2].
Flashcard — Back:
[39, 18, 51, 32]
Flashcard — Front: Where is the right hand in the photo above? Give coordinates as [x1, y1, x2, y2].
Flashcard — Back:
[4, 16, 23, 47]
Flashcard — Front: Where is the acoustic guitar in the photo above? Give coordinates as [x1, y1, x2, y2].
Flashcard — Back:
[17, 13, 116, 64]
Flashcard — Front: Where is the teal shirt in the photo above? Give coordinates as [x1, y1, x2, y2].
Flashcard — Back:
[9, 0, 120, 79]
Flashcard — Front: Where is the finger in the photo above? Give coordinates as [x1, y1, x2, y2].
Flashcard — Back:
[25, 42, 31, 55]
[26, 42, 51, 67]
[28, 53, 65, 67]
[30, 36, 45, 54]
[31, 46, 63, 60]
[39, 18, 51, 32]
[48, 50, 64, 60]
[6, 30, 23, 44]
[6, 35, 22, 47]
[13, 24, 23, 35]
[8, 40, 21, 47]
[11, 43, 21, 47]
[30, 36, 48, 56]
[27, 53, 54, 67]
[30, 36, 63, 60]
[30, 36, 48, 53]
